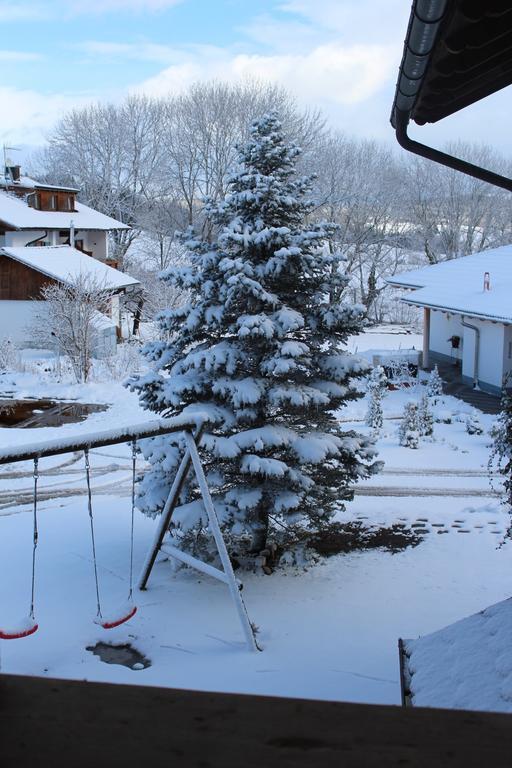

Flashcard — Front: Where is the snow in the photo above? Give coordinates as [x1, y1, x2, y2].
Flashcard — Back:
[0, 326, 510, 712]
[404, 599, 512, 713]
[0, 189, 129, 230]
[0, 246, 139, 291]
[387, 245, 512, 323]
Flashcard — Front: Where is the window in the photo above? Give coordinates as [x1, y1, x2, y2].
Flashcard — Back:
[33, 194, 41, 210]
[64, 195, 73, 211]
[49, 194, 57, 210]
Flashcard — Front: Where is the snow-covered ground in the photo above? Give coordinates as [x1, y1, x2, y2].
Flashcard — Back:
[0, 328, 510, 711]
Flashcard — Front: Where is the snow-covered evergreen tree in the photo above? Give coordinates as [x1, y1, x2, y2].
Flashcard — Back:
[466, 412, 483, 435]
[489, 388, 512, 509]
[366, 366, 387, 432]
[418, 394, 433, 437]
[427, 365, 443, 398]
[398, 402, 420, 448]
[129, 113, 380, 558]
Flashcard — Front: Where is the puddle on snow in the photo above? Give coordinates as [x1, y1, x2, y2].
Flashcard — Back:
[0, 399, 107, 428]
[86, 642, 151, 670]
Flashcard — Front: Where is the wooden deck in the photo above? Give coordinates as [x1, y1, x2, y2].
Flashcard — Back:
[2, 673, 512, 767]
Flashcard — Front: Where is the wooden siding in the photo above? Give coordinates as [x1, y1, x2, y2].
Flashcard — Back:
[3, 673, 512, 767]
[0, 255, 58, 300]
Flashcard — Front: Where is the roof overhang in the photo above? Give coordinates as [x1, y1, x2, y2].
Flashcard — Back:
[391, 0, 512, 192]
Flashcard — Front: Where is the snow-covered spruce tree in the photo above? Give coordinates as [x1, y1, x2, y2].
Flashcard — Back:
[398, 402, 420, 449]
[366, 366, 387, 432]
[129, 113, 380, 560]
[489, 387, 512, 510]
[427, 365, 443, 398]
[418, 394, 433, 437]
[466, 411, 483, 436]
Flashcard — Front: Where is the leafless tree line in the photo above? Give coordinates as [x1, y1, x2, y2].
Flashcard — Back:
[32, 80, 512, 325]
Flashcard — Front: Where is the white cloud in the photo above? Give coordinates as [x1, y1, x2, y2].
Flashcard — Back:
[0, 50, 42, 61]
[76, 40, 177, 63]
[134, 42, 395, 108]
[68, 0, 183, 13]
[0, 2, 46, 21]
[0, 87, 92, 146]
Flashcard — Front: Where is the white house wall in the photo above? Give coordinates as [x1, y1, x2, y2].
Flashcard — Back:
[429, 311, 464, 362]
[462, 320, 504, 391]
[81, 230, 108, 261]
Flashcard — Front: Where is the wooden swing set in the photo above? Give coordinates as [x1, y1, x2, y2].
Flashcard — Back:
[0, 416, 259, 651]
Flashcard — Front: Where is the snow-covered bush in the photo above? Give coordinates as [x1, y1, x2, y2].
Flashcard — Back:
[0, 337, 21, 372]
[427, 365, 443, 398]
[398, 402, 420, 448]
[466, 412, 483, 436]
[418, 394, 433, 437]
[129, 112, 381, 561]
[435, 410, 452, 424]
[96, 340, 144, 381]
[366, 365, 387, 432]
[32, 274, 114, 383]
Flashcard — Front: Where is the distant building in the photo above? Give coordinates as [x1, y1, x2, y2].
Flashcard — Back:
[387, 246, 512, 395]
[0, 164, 140, 355]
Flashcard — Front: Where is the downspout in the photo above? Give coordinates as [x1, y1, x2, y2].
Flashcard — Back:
[461, 317, 480, 390]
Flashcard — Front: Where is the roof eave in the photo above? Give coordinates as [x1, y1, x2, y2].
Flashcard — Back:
[400, 295, 511, 325]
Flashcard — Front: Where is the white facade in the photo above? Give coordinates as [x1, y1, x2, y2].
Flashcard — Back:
[0, 229, 108, 261]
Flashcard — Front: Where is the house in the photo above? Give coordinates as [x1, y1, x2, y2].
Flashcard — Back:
[0, 164, 128, 264]
[0, 164, 140, 355]
[387, 247, 512, 395]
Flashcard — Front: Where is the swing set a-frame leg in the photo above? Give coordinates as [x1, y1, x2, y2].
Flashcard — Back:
[138, 429, 260, 652]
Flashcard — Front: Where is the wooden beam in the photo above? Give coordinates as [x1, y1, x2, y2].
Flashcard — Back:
[2, 673, 512, 767]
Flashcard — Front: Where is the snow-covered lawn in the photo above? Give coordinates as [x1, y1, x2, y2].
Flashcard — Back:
[0, 329, 510, 710]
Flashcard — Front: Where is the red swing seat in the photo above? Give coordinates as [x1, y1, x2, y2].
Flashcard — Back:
[0, 617, 38, 640]
[94, 602, 137, 630]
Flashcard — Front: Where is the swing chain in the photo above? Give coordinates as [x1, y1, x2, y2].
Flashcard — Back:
[84, 448, 102, 619]
[29, 457, 39, 620]
[129, 439, 137, 600]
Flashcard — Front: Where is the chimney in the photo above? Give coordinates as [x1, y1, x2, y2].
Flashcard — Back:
[5, 165, 21, 182]
[483, 271, 491, 291]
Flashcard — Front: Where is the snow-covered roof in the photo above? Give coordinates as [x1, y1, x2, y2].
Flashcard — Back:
[0, 174, 79, 192]
[0, 246, 140, 291]
[0, 190, 129, 231]
[387, 246, 512, 323]
[403, 597, 512, 713]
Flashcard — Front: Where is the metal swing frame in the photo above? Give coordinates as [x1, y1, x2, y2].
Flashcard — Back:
[0, 416, 259, 652]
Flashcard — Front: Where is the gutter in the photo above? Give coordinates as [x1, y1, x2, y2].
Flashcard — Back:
[25, 230, 48, 247]
[400, 296, 512, 326]
[390, 0, 512, 193]
[461, 318, 480, 390]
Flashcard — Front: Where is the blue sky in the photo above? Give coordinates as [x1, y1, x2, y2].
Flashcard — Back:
[1, 0, 511, 156]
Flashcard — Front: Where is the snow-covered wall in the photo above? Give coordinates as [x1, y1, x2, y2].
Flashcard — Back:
[429, 311, 464, 362]
[462, 319, 504, 391]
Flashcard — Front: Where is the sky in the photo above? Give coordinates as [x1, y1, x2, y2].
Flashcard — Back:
[0, 0, 511, 160]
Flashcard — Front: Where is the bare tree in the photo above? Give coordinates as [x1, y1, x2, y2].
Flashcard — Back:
[403, 142, 510, 264]
[313, 131, 408, 319]
[34, 274, 115, 383]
